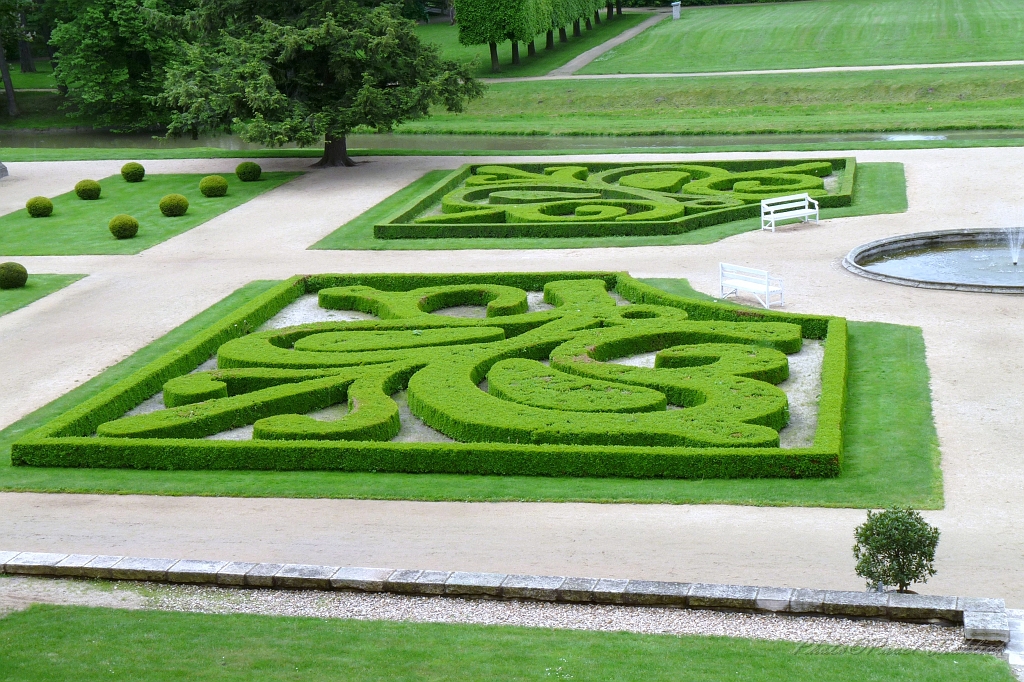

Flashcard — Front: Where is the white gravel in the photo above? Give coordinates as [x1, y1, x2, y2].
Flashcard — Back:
[1, 575, 982, 655]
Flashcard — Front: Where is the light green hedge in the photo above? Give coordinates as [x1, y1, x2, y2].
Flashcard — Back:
[12, 272, 846, 479]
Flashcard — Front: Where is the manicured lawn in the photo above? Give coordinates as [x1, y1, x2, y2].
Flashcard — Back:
[9, 60, 56, 89]
[0, 274, 85, 317]
[416, 13, 649, 78]
[0, 276, 941, 508]
[0, 605, 1012, 682]
[311, 161, 905, 251]
[400, 66, 1024, 136]
[0, 172, 301, 256]
[582, 0, 1024, 74]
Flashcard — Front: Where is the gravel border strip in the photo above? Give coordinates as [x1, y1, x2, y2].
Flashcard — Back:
[0, 550, 1008, 643]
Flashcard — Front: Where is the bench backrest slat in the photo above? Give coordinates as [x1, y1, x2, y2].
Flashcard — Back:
[761, 193, 812, 207]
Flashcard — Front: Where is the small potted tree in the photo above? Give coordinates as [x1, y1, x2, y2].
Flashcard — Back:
[853, 507, 940, 592]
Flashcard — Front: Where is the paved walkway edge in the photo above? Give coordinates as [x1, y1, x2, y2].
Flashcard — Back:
[0, 550, 1008, 643]
[547, 12, 667, 77]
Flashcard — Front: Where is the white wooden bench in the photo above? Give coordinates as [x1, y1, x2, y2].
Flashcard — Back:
[719, 263, 784, 309]
[761, 193, 819, 231]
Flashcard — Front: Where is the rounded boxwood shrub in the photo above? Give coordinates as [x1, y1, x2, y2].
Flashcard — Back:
[121, 162, 146, 183]
[235, 162, 262, 182]
[159, 194, 189, 217]
[26, 196, 53, 218]
[0, 262, 28, 289]
[853, 507, 940, 592]
[199, 175, 228, 197]
[108, 214, 139, 239]
[75, 179, 102, 200]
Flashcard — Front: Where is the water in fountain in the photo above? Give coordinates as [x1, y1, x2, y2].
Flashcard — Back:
[1006, 225, 1024, 266]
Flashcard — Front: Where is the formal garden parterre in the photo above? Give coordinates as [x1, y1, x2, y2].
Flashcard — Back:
[373, 160, 853, 240]
[12, 272, 849, 480]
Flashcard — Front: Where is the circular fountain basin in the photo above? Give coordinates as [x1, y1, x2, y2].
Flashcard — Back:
[843, 229, 1024, 294]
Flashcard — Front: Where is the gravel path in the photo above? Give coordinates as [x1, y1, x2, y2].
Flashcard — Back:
[0, 575, 981, 655]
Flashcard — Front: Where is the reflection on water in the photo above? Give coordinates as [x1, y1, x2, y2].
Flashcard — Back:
[862, 243, 1024, 286]
[3, 129, 1024, 151]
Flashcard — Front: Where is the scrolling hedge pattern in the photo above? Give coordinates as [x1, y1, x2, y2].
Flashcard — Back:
[12, 274, 846, 479]
[374, 160, 852, 240]
[97, 280, 803, 449]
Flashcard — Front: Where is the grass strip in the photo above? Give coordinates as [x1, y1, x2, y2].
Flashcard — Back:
[0, 274, 85, 317]
[311, 162, 904, 251]
[0, 277, 941, 508]
[0, 605, 1012, 682]
[0, 172, 300, 256]
[399, 66, 1024, 136]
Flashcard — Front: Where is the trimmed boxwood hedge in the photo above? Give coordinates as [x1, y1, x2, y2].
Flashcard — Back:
[374, 160, 856, 240]
[12, 272, 847, 479]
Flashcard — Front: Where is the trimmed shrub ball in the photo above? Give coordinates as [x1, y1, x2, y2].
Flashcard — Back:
[75, 179, 102, 200]
[121, 162, 146, 183]
[26, 196, 53, 218]
[235, 162, 262, 182]
[108, 214, 139, 239]
[199, 175, 228, 197]
[0, 262, 28, 289]
[159, 193, 189, 217]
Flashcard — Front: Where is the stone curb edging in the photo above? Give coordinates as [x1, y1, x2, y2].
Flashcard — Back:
[0, 550, 1009, 644]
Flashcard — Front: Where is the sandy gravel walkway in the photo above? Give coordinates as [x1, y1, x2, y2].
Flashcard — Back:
[2, 148, 1023, 604]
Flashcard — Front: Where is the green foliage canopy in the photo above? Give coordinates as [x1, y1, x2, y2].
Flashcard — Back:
[853, 507, 940, 592]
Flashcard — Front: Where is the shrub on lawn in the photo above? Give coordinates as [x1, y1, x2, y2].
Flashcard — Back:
[159, 194, 189, 217]
[0, 262, 28, 289]
[121, 162, 146, 183]
[235, 162, 262, 182]
[74, 180, 102, 200]
[199, 175, 228, 197]
[853, 508, 940, 592]
[108, 214, 140, 239]
[26, 196, 53, 218]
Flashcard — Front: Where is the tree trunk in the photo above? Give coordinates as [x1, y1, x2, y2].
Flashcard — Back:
[607, 3, 613, 20]
[527, 39, 536, 57]
[616, 0, 622, 16]
[489, 42, 500, 72]
[594, 10, 601, 24]
[314, 133, 355, 167]
[18, 14, 35, 73]
[546, 30, 554, 49]
[585, 17, 593, 30]
[0, 48, 19, 118]
[559, 27, 568, 42]
[511, 41, 520, 65]
[573, 20, 581, 37]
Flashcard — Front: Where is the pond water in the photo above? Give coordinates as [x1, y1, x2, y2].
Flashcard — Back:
[3, 129, 1024, 151]
[860, 242, 1024, 287]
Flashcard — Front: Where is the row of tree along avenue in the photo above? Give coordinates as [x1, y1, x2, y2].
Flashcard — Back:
[458, 0, 623, 72]
[0, 0, 482, 166]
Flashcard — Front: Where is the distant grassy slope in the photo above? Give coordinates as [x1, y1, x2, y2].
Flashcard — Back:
[400, 66, 1024, 135]
[2, 605, 1013, 682]
[583, 0, 1024, 74]
[415, 13, 648, 78]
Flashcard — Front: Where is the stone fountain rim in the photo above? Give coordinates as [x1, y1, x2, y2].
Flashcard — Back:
[842, 227, 1024, 294]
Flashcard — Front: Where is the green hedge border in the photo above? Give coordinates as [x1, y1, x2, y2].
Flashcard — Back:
[373, 159, 855, 240]
[12, 273, 847, 479]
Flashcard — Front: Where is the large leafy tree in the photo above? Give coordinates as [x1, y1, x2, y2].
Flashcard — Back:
[49, 0, 186, 131]
[159, 1, 481, 166]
